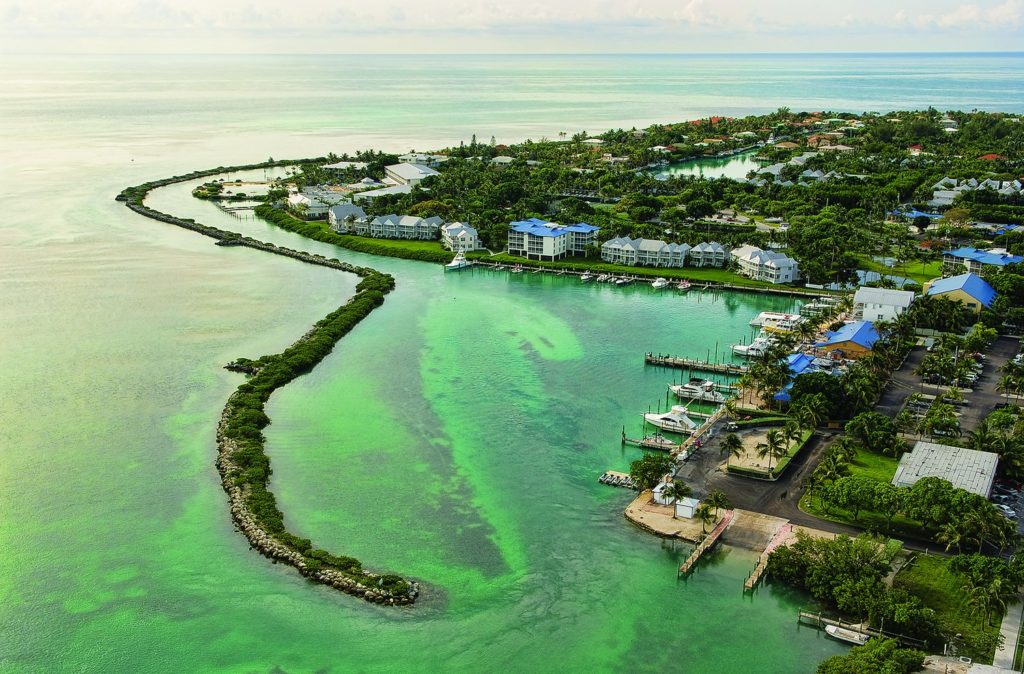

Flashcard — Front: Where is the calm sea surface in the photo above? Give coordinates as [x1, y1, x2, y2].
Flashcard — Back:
[3, 53, 1023, 672]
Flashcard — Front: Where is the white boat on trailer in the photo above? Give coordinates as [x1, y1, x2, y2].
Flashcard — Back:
[669, 378, 728, 404]
[824, 625, 870, 646]
[643, 405, 699, 434]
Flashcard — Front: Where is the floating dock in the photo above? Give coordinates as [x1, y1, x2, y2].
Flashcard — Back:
[645, 353, 748, 375]
[678, 509, 734, 575]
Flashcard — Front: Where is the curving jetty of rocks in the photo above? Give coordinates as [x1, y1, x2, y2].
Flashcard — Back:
[117, 159, 419, 606]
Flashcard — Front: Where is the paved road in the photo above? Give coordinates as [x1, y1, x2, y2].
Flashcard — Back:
[994, 594, 1023, 670]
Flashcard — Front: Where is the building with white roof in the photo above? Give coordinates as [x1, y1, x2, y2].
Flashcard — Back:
[441, 222, 482, 252]
[892, 441, 998, 497]
[397, 153, 447, 166]
[601, 237, 690, 267]
[385, 163, 440, 186]
[351, 184, 413, 203]
[322, 161, 369, 178]
[287, 188, 349, 219]
[689, 242, 728, 268]
[730, 245, 800, 284]
[853, 287, 916, 322]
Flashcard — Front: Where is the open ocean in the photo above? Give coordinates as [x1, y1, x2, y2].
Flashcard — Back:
[2, 53, 1023, 673]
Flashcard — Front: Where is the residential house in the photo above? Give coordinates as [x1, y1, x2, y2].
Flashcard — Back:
[729, 245, 800, 284]
[923, 273, 997, 314]
[852, 287, 915, 322]
[397, 153, 447, 166]
[384, 163, 439, 186]
[327, 203, 367, 232]
[941, 247, 1024, 275]
[601, 237, 689, 267]
[815, 321, 879, 360]
[441, 222, 482, 252]
[323, 160, 369, 179]
[688, 242, 728, 268]
[287, 188, 348, 219]
[363, 214, 442, 240]
[506, 218, 600, 261]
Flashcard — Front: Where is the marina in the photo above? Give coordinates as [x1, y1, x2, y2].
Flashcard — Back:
[644, 353, 749, 375]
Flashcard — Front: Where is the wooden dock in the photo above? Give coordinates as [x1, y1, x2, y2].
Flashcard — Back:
[621, 431, 683, 452]
[797, 612, 927, 649]
[645, 353, 748, 375]
[744, 523, 793, 590]
[678, 509, 734, 575]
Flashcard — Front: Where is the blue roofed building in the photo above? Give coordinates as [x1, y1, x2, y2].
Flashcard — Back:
[507, 218, 600, 261]
[815, 321, 880, 360]
[773, 352, 824, 403]
[942, 247, 1023, 276]
[923, 273, 997, 314]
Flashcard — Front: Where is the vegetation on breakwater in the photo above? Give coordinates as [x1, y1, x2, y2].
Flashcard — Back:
[117, 163, 419, 605]
[253, 204, 455, 264]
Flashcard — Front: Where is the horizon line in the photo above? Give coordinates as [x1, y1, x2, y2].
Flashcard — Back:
[7, 49, 1024, 57]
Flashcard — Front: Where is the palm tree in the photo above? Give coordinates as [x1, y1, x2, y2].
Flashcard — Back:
[706, 490, 732, 518]
[936, 521, 965, 552]
[756, 428, 786, 475]
[721, 432, 745, 465]
[827, 436, 858, 464]
[661, 481, 693, 512]
[783, 420, 803, 451]
[694, 503, 715, 534]
[968, 420, 997, 452]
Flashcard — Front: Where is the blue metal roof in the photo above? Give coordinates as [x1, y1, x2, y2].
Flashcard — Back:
[816, 321, 880, 351]
[927, 273, 997, 308]
[943, 247, 1023, 267]
[889, 208, 942, 219]
[509, 218, 599, 237]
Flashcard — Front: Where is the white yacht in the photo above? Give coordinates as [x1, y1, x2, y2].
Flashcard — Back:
[732, 335, 774, 358]
[643, 405, 699, 434]
[749, 311, 802, 331]
[580, 273, 594, 283]
[445, 251, 470, 272]
[651, 277, 670, 290]
[669, 378, 727, 404]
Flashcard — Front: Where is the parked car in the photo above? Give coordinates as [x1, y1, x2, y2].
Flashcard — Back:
[997, 504, 1018, 519]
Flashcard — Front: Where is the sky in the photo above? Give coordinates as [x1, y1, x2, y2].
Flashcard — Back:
[2, 0, 1024, 53]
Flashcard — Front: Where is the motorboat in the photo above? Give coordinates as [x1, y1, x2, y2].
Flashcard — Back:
[615, 277, 631, 286]
[677, 280, 692, 292]
[580, 273, 594, 283]
[669, 378, 728, 404]
[732, 335, 774, 358]
[596, 274, 610, 283]
[643, 405, 699, 434]
[444, 251, 470, 272]
[824, 625, 870, 646]
[651, 277, 670, 290]
[749, 311, 802, 331]
[510, 264, 523, 273]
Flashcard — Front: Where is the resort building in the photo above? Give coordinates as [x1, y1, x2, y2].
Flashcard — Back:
[688, 242, 728, 268]
[351, 184, 413, 203]
[441, 222, 482, 252]
[397, 153, 447, 166]
[384, 163, 439, 186]
[357, 214, 442, 240]
[815, 321, 879, 360]
[923, 273, 997, 314]
[600, 237, 690, 267]
[730, 245, 800, 284]
[929, 177, 1024, 208]
[323, 160, 369, 178]
[893, 441, 997, 497]
[852, 287, 916, 322]
[506, 218, 600, 261]
[942, 247, 1024, 276]
[327, 203, 367, 231]
[287, 189, 349, 219]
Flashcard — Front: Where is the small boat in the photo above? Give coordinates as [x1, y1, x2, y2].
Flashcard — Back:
[510, 264, 523, 273]
[669, 378, 728, 404]
[445, 251, 470, 272]
[825, 625, 870, 646]
[677, 280, 692, 292]
[580, 273, 594, 283]
[732, 335, 774, 358]
[596, 274, 610, 283]
[643, 405, 699, 434]
[652, 277, 670, 290]
[615, 277, 631, 286]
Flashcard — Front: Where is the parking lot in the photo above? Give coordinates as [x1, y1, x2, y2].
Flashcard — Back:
[990, 479, 1024, 535]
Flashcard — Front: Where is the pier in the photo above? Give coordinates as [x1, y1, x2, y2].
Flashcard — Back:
[797, 611, 927, 649]
[645, 353, 748, 375]
[621, 431, 683, 452]
[678, 509, 734, 575]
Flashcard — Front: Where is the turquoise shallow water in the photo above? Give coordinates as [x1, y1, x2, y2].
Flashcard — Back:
[4, 53, 1023, 672]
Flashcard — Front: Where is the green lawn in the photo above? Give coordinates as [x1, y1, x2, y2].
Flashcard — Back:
[856, 255, 942, 286]
[894, 554, 1001, 663]
[848, 448, 900, 482]
[339, 236, 447, 253]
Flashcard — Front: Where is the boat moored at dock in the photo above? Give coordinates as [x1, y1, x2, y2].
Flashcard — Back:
[669, 378, 728, 404]
[580, 273, 593, 283]
[824, 625, 871, 646]
[444, 251, 470, 272]
[651, 277, 669, 290]
[643, 405, 699, 434]
[732, 334, 775, 358]
[749, 311, 802, 331]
